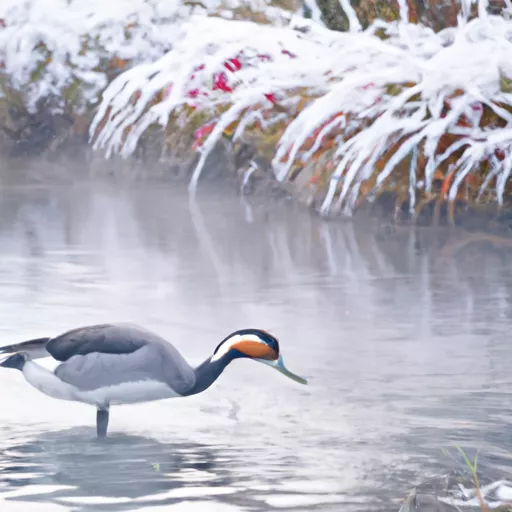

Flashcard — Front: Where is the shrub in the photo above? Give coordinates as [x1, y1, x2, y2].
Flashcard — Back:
[91, 2, 512, 221]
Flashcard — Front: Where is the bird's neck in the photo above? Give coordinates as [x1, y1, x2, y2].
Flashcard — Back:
[187, 352, 240, 396]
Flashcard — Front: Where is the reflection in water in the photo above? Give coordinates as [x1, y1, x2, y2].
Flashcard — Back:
[0, 428, 238, 511]
[0, 181, 510, 511]
[0, 425, 342, 512]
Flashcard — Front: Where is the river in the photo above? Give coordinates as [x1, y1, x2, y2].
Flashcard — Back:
[0, 179, 510, 512]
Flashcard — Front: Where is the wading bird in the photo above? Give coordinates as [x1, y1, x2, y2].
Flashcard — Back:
[0, 323, 307, 438]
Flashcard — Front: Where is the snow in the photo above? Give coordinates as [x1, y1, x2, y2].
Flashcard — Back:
[1, 0, 511, 215]
[89, 5, 512, 213]
[437, 479, 512, 509]
[0, 0, 294, 114]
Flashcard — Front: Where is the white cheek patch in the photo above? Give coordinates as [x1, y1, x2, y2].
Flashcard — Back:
[210, 334, 264, 362]
[211, 335, 239, 362]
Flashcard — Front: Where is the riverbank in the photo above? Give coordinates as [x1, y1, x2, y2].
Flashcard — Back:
[1, 0, 512, 235]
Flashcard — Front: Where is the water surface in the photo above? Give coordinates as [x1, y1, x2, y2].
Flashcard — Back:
[0, 180, 511, 511]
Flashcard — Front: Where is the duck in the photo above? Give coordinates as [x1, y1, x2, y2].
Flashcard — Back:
[0, 323, 307, 438]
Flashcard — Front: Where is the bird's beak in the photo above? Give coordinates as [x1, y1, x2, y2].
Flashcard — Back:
[256, 354, 308, 385]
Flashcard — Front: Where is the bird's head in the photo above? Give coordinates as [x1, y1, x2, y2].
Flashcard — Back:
[211, 328, 307, 385]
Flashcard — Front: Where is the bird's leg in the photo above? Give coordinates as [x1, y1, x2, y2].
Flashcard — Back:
[96, 408, 109, 438]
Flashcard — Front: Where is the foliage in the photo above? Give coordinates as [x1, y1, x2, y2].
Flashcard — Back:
[91, 2, 512, 222]
[314, 0, 507, 32]
[0, 0, 299, 155]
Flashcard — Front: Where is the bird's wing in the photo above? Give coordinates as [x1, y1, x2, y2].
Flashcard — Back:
[54, 344, 196, 395]
[46, 323, 174, 361]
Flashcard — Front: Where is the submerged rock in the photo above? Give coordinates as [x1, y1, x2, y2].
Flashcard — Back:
[398, 489, 459, 511]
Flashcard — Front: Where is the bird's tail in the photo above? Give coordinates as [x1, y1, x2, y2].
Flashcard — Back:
[0, 337, 51, 360]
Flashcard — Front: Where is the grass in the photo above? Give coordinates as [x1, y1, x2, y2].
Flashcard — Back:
[454, 445, 489, 512]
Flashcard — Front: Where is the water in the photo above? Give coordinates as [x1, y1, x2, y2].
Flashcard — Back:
[0, 180, 510, 512]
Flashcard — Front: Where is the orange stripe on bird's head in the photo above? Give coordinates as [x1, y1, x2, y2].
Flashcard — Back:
[233, 340, 278, 360]
[212, 328, 280, 361]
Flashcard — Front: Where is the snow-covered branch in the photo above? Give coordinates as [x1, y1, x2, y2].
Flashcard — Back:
[91, 7, 512, 216]
[0, 0, 296, 114]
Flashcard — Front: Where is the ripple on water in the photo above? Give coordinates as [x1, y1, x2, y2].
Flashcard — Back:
[0, 426, 354, 511]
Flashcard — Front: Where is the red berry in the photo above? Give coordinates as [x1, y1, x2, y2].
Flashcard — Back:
[264, 93, 277, 104]
[224, 58, 242, 72]
[281, 49, 296, 58]
[213, 72, 233, 92]
[495, 148, 506, 160]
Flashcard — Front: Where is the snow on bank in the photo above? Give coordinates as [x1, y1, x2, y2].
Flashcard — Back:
[0, 0, 295, 114]
[90, 16, 339, 160]
[91, 6, 512, 216]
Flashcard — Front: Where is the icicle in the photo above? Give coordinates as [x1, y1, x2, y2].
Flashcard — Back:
[448, 144, 484, 201]
[337, 0, 362, 33]
[409, 145, 418, 214]
[477, 155, 501, 201]
[496, 154, 512, 205]
[300, 0, 324, 25]
[189, 93, 262, 194]
[397, 0, 410, 23]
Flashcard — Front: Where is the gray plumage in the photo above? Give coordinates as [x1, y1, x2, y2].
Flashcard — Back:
[0, 336, 51, 359]
[1, 323, 196, 394]
[47, 323, 175, 362]
[55, 344, 195, 395]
